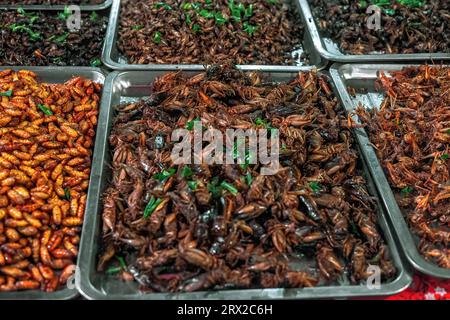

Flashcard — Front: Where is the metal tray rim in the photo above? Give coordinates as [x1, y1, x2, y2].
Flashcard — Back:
[77, 69, 412, 300]
[101, 0, 325, 72]
[0, 0, 112, 11]
[329, 63, 450, 279]
[298, 0, 450, 64]
[0, 66, 108, 300]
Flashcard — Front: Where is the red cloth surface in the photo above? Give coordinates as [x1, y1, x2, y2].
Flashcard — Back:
[386, 275, 450, 300]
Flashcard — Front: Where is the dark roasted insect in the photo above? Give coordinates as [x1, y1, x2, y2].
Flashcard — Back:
[311, 0, 450, 55]
[0, 8, 107, 66]
[98, 64, 396, 293]
[118, 0, 304, 65]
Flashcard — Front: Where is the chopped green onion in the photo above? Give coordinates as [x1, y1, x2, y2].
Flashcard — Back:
[153, 31, 162, 44]
[441, 154, 449, 160]
[38, 104, 53, 116]
[144, 197, 164, 218]
[90, 58, 102, 68]
[105, 266, 121, 275]
[244, 4, 253, 17]
[116, 256, 127, 270]
[153, 168, 176, 182]
[181, 166, 193, 178]
[64, 188, 71, 201]
[309, 181, 322, 193]
[58, 6, 72, 20]
[214, 12, 227, 24]
[243, 22, 258, 36]
[207, 177, 222, 198]
[187, 181, 198, 191]
[192, 24, 201, 32]
[132, 25, 143, 30]
[186, 117, 201, 131]
[29, 15, 39, 24]
[245, 172, 253, 186]
[401, 186, 414, 195]
[185, 13, 192, 25]
[199, 9, 214, 18]
[90, 11, 99, 22]
[154, 2, 173, 10]
[50, 32, 69, 44]
[397, 0, 424, 8]
[220, 181, 238, 196]
[182, 2, 192, 10]
[0, 90, 13, 97]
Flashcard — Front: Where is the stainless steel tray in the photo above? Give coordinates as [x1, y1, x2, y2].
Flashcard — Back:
[330, 63, 450, 280]
[0, 0, 112, 11]
[77, 69, 412, 300]
[102, 0, 325, 71]
[298, 0, 450, 65]
[0, 66, 107, 300]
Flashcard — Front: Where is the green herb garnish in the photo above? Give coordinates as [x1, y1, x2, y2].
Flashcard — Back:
[192, 24, 201, 32]
[105, 266, 121, 275]
[181, 166, 193, 178]
[397, 0, 424, 8]
[143, 197, 164, 218]
[155, 2, 173, 10]
[207, 177, 222, 198]
[199, 9, 215, 18]
[58, 6, 72, 20]
[221, 181, 239, 196]
[182, 2, 192, 10]
[214, 12, 227, 24]
[188, 181, 198, 191]
[309, 181, 322, 193]
[132, 25, 143, 30]
[153, 31, 162, 44]
[116, 256, 127, 270]
[64, 188, 71, 200]
[245, 172, 253, 186]
[50, 32, 69, 44]
[186, 117, 201, 131]
[38, 104, 53, 116]
[185, 13, 192, 25]
[441, 154, 449, 160]
[90, 11, 99, 22]
[243, 22, 258, 36]
[90, 58, 102, 68]
[401, 186, 414, 195]
[0, 90, 13, 97]
[153, 168, 176, 182]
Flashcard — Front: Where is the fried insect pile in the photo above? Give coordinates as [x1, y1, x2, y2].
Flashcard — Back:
[0, 9, 107, 66]
[99, 65, 396, 293]
[118, 0, 303, 65]
[311, 0, 450, 55]
[0, 0, 103, 4]
[0, 0, 105, 5]
[356, 66, 450, 269]
[0, 70, 101, 292]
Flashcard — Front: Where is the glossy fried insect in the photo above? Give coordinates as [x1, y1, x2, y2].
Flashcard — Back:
[0, 70, 101, 292]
